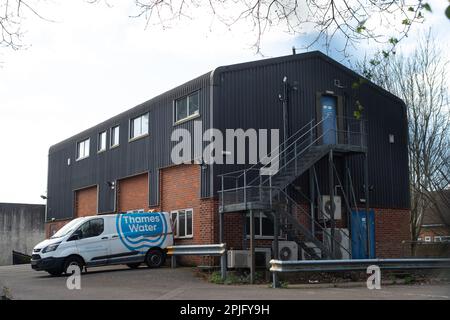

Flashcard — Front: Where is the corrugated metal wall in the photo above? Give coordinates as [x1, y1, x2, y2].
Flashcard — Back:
[211, 52, 410, 209]
[47, 73, 212, 220]
[47, 52, 410, 221]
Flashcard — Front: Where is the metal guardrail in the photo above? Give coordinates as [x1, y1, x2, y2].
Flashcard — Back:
[167, 243, 226, 256]
[270, 258, 450, 273]
[167, 243, 227, 280]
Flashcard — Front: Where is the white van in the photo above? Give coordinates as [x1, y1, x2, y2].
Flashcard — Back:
[31, 211, 173, 276]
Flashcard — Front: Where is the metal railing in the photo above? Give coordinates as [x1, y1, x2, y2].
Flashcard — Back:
[218, 116, 367, 210]
[167, 243, 227, 280]
[269, 258, 450, 273]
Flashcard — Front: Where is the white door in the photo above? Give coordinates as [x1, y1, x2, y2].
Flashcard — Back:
[74, 217, 110, 267]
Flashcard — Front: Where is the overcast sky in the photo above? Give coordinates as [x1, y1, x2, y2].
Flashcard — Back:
[0, 0, 448, 204]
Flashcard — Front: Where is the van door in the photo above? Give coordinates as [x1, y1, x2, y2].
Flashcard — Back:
[107, 214, 143, 265]
[74, 217, 110, 267]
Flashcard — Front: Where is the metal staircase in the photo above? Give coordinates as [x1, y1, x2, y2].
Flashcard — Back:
[218, 116, 367, 260]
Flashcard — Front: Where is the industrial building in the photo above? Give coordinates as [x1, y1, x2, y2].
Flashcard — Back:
[45, 51, 411, 266]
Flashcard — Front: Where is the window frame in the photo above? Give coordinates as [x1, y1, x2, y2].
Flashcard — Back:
[129, 112, 149, 141]
[76, 218, 104, 239]
[174, 91, 200, 124]
[76, 138, 90, 161]
[110, 125, 120, 148]
[171, 208, 193, 239]
[245, 212, 285, 239]
[97, 131, 107, 153]
[424, 236, 432, 242]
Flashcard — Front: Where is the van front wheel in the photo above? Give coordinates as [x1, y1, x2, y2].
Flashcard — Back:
[145, 249, 164, 268]
[63, 256, 84, 275]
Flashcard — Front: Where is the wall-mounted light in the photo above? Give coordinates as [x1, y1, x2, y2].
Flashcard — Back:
[389, 134, 395, 144]
[40, 195, 48, 200]
[106, 181, 116, 190]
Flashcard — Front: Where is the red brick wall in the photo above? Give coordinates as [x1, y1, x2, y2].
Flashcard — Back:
[45, 219, 71, 238]
[374, 208, 411, 258]
[117, 172, 149, 212]
[75, 186, 97, 217]
[160, 164, 218, 265]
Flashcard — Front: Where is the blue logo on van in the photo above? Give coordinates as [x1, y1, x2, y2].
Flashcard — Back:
[116, 212, 168, 252]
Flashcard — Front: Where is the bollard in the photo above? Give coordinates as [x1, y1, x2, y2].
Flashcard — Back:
[272, 272, 279, 288]
[171, 255, 177, 268]
[220, 253, 227, 280]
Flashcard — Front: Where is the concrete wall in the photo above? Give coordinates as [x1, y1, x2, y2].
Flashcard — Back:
[0, 203, 45, 266]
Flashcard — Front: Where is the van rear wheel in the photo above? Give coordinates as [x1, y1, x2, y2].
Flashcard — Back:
[145, 249, 164, 268]
[126, 263, 141, 269]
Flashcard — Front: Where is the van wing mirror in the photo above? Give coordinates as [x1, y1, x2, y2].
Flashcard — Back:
[68, 229, 82, 241]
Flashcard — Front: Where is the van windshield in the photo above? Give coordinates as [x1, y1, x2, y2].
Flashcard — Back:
[50, 218, 84, 239]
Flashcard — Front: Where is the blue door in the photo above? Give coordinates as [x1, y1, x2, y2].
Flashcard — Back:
[351, 210, 375, 259]
[320, 95, 337, 145]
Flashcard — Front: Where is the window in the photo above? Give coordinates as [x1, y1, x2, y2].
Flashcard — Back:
[175, 91, 199, 123]
[171, 209, 193, 238]
[424, 236, 432, 242]
[98, 131, 107, 152]
[110, 125, 120, 147]
[434, 236, 442, 242]
[77, 218, 104, 239]
[76, 138, 90, 160]
[417, 237, 422, 242]
[245, 212, 280, 238]
[130, 113, 149, 140]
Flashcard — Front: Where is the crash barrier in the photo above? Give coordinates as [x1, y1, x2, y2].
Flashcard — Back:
[269, 258, 450, 288]
[167, 243, 227, 280]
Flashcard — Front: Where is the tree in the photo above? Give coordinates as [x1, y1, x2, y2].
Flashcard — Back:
[357, 31, 450, 251]
[0, 0, 50, 50]
[0, 0, 443, 54]
[128, 0, 434, 54]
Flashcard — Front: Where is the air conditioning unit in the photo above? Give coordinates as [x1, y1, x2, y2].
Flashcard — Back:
[278, 241, 298, 261]
[319, 195, 342, 220]
[323, 228, 350, 260]
[227, 250, 250, 268]
[301, 242, 322, 260]
[227, 248, 272, 268]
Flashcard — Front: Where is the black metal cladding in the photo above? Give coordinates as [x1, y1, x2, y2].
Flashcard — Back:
[47, 51, 409, 221]
[47, 72, 212, 220]
[211, 51, 409, 209]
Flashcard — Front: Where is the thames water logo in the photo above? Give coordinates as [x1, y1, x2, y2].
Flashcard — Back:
[116, 212, 168, 252]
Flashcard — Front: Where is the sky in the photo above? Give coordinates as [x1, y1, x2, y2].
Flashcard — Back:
[0, 0, 448, 204]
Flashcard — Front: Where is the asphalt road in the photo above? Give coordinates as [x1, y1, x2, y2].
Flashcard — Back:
[0, 264, 449, 300]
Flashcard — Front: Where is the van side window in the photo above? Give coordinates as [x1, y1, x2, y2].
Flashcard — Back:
[78, 218, 104, 239]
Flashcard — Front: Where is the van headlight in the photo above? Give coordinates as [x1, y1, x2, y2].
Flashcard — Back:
[42, 242, 61, 253]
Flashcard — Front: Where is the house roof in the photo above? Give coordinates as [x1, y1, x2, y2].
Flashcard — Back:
[422, 189, 450, 226]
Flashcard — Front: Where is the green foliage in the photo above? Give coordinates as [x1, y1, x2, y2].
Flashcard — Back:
[389, 37, 399, 45]
[421, 3, 432, 12]
[209, 271, 266, 285]
[402, 19, 411, 25]
[209, 271, 224, 284]
[446, 5, 450, 19]
[353, 101, 364, 120]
